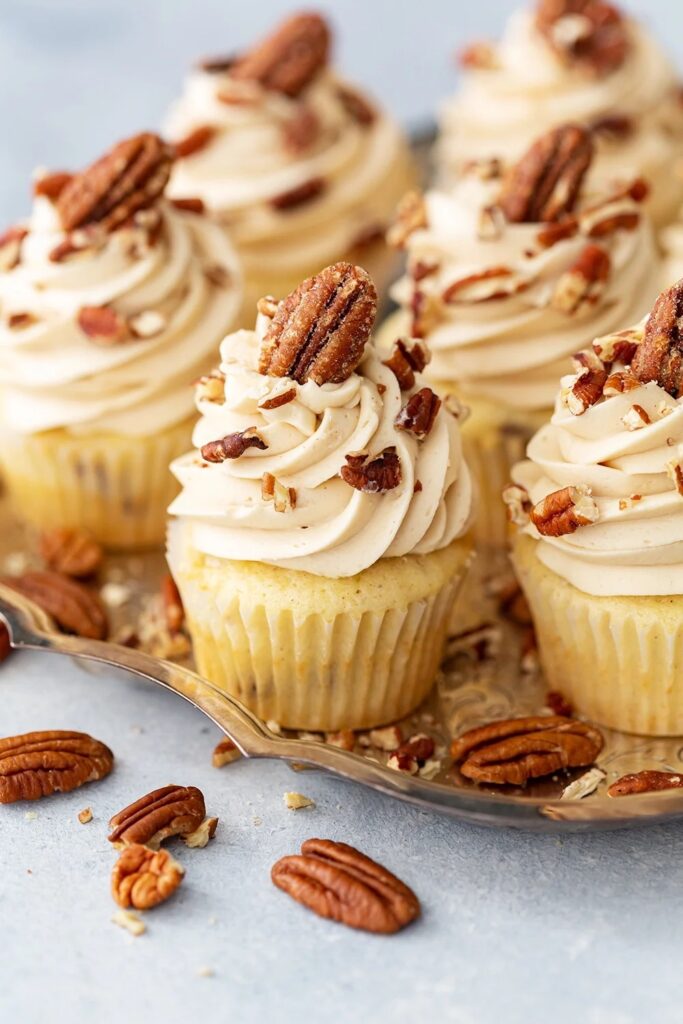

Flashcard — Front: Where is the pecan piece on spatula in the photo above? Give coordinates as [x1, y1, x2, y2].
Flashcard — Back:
[631, 281, 683, 398]
[108, 785, 206, 847]
[271, 838, 420, 934]
[259, 262, 377, 385]
[499, 123, 594, 223]
[0, 730, 114, 803]
[230, 12, 330, 97]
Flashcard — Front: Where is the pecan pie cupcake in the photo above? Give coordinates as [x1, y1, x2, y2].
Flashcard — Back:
[167, 262, 474, 731]
[437, 0, 683, 230]
[508, 281, 683, 735]
[0, 132, 242, 548]
[381, 123, 660, 544]
[164, 12, 415, 315]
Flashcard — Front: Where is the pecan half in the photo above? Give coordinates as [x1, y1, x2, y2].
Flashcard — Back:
[386, 191, 427, 249]
[0, 730, 113, 804]
[632, 281, 683, 398]
[112, 844, 184, 910]
[451, 715, 603, 785]
[200, 429, 267, 462]
[395, 387, 441, 440]
[260, 263, 376, 385]
[530, 484, 599, 536]
[336, 84, 376, 126]
[108, 784, 206, 847]
[551, 244, 610, 314]
[536, 0, 629, 77]
[340, 449, 402, 493]
[1, 571, 108, 640]
[608, 770, 683, 798]
[77, 306, 129, 345]
[271, 838, 420, 934]
[270, 176, 325, 210]
[382, 338, 430, 390]
[39, 527, 103, 578]
[174, 125, 216, 159]
[56, 132, 173, 233]
[230, 13, 330, 97]
[499, 124, 594, 223]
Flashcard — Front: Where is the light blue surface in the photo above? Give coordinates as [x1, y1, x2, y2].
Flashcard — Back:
[2, 2, 683, 1021]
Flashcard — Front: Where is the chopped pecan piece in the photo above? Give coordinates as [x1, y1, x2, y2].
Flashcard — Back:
[7, 312, 37, 330]
[1, 571, 108, 640]
[0, 226, 28, 271]
[589, 113, 634, 140]
[608, 770, 683, 797]
[592, 327, 641, 364]
[212, 737, 242, 767]
[530, 484, 599, 536]
[603, 369, 641, 396]
[112, 844, 184, 910]
[536, 0, 629, 77]
[451, 715, 603, 785]
[336, 84, 376, 126]
[161, 573, 184, 633]
[169, 196, 205, 214]
[499, 123, 594, 223]
[667, 460, 683, 496]
[340, 449, 402, 494]
[258, 386, 296, 410]
[261, 474, 296, 512]
[536, 216, 579, 248]
[282, 105, 320, 152]
[395, 387, 441, 439]
[551, 244, 610, 314]
[271, 838, 420, 934]
[0, 730, 113, 803]
[622, 403, 651, 430]
[174, 125, 216, 159]
[565, 365, 608, 414]
[502, 483, 533, 526]
[270, 176, 325, 210]
[108, 784, 206, 847]
[230, 13, 330, 97]
[260, 262, 376, 384]
[632, 281, 683, 397]
[546, 690, 573, 717]
[39, 527, 103, 578]
[382, 337, 430, 390]
[442, 265, 529, 304]
[33, 171, 73, 201]
[200, 429, 267, 462]
[395, 734, 435, 762]
[77, 306, 129, 345]
[386, 191, 427, 249]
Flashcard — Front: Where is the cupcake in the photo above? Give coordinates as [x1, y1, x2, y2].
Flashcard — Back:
[167, 262, 474, 731]
[0, 132, 242, 549]
[164, 12, 415, 314]
[437, 0, 683, 230]
[508, 281, 683, 736]
[383, 123, 660, 544]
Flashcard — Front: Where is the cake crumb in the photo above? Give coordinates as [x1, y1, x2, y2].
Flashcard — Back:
[112, 909, 146, 937]
[197, 966, 214, 978]
[78, 807, 93, 824]
[24, 811, 38, 821]
[284, 792, 315, 810]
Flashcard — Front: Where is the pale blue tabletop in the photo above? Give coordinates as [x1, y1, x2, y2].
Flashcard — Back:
[2, 2, 683, 1022]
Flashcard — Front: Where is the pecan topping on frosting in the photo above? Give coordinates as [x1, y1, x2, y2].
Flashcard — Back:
[530, 484, 599, 536]
[395, 388, 442, 440]
[382, 337, 430, 390]
[201, 429, 268, 463]
[230, 12, 330, 98]
[631, 281, 683, 398]
[499, 124, 594, 224]
[259, 262, 377, 385]
[535, 0, 629, 78]
[341, 449, 402, 493]
[56, 132, 174, 233]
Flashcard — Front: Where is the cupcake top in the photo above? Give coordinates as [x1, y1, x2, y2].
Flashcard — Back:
[508, 280, 683, 596]
[164, 12, 407, 261]
[169, 262, 473, 578]
[388, 123, 659, 410]
[438, 0, 683, 225]
[0, 133, 242, 437]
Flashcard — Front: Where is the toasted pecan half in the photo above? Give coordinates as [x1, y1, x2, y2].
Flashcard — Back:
[536, 0, 629, 77]
[499, 124, 594, 224]
[0, 730, 113, 803]
[230, 12, 330, 97]
[108, 784, 206, 847]
[631, 281, 683, 398]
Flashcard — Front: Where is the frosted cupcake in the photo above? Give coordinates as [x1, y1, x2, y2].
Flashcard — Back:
[383, 123, 659, 543]
[508, 280, 683, 735]
[164, 12, 415, 314]
[168, 262, 474, 731]
[0, 132, 242, 548]
[437, 0, 683, 230]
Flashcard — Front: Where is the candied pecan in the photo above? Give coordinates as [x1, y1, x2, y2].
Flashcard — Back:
[0, 730, 113, 804]
[566, 365, 608, 414]
[40, 527, 103, 578]
[282, 105, 319, 152]
[535, 0, 629, 77]
[530, 484, 599, 536]
[56, 132, 173, 233]
[608, 770, 683, 798]
[451, 715, 603, 785]
[161, 573, 184, 633]
[546, 690, 573, 717]
[382, 337, 430, 390]
[632, 281, 683, 397]
[77, 306, 129, 345]
[108, 784, 206, 846]
[200, 429, 268, 462]
[230, 13, 330, 97]
[499, 124, 594, 223]
[0, 226, 28, 271]
[340, 449, 402, 493]
[395, 387, 441, 440]
[386, 191, 427, 249]
[270, 176, 325, 210]
[112, 843, 184, 910]
[1, 571, 108, 640]
[395, 735, 435, 762]
[212, 737, 241, 767]
[336, 84, 376, 126]
[442, 266, 529, 304]
[552, 244, 610, 314]
[260, 262, 376, 385]
[271, 838, 420, 934]
[174, 125, 216, 159]
[33, 171, 73, 201]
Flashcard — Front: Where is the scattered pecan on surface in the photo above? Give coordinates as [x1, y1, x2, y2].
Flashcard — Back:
[386, 191, 427, 249]
[631, 281, 683, 398]
[340, 449, 402, 493]
[108, 784, 206, 847]
[271, 838, 420, 934]
[0, 730, 113, 804]
[395, 387, 441, 440]
[259, 262, 377, 385]
[535, 0, 629, 77]
[382, 337, 430, 390]
[530, 484, 599, 536]
[270, 176, 325, 211]
[1, 571, 108, 640]
[451, 716, 604, 786]
[161, 574, 184, 634]
[39, 527, 103, 579]
[112, 843, 184, 910]
[33, 171, 73, 201]
[77, 306, 129, 345]
[200, 429, 268, 463]
[608, 770, 683, 798]
[230, 12, 329, 97]
[213, 737, 242, 767]
[174, 125, 217, 159]
[499, 123, 594, 224]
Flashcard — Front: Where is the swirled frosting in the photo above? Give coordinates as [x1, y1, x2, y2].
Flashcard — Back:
[389, 172, 660, 410]
[169, 316, 473, 578]
[437, 9, 683, 226]
[513, 333, 683, 596]
[0, 197, 242, 436]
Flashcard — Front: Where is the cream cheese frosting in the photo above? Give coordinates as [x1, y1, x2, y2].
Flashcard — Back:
[389, 172, 660, 410]
[437, 9, 683, 227]
[169, 316, 473, 578]
[0, 197, 242, 437]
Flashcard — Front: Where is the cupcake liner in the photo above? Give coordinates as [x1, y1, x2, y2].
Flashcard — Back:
[513, 534, 683, 736]
[168, 521, 473, 731]
[0, 418, 194, 550]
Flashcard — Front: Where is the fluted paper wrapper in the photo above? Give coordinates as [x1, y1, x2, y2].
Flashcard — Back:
[0, 419, 193, 550]
[168, 521, 473, 731]
[513, 534, 683, 737]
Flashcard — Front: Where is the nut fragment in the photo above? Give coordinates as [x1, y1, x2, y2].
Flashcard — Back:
[551, 244, 610, 314]
[78, 807, 93, 824]
[442, 265, 529, 304]
[200, 429, 267, 462]
[608, 770, 683, 797]
[284, 792, 315, 810]
[112, 843, 184, 910]
[667, 460, 683, 497]
[33, 170, 73, 201]
[1, 571, 108, 639]
[39, 527, 103, 579]
[565, 364, 608, 414]
[0, 730, 113, 804]
[270, 177, 325, 211]
[395, 387, 441, 440]
[108, 784, 206, 847]
[230, 13, 330, 97]
[340, 449, 402, 494]
[0, 226, 28, 271]
[271, 838, 420, 934]
[336, 84, 376, 126]
[632, 281, 683, 398]
[502, 483, 532, 526]
[0, 623, 10, 663]
[536, 0, 629, 77]
[111, 909, 146, 936]
[212, 737, 242, 767]
[382, 337, 430, 390]
[459, 41, 499, 69]
[77, 306, 129, 345]
[530, 485, 599, 536]
[184, 816, 218, 848]
[499, 123, 594, 223]
[387, 191, 427, 249]
[282, 105, 320, 152]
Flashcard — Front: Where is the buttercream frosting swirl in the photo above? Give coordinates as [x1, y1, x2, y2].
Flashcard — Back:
[169, 316, 473, 578]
